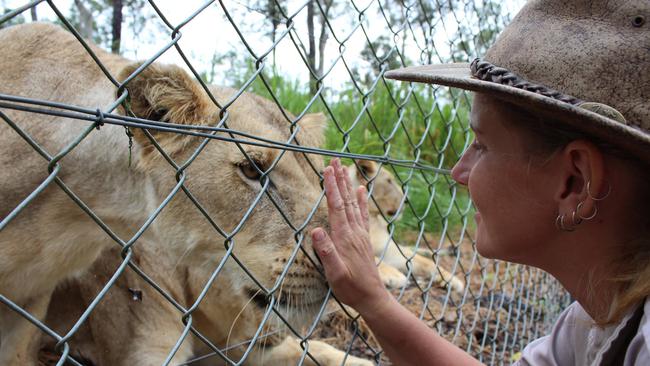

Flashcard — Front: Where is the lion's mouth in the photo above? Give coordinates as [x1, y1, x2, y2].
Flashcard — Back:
[246, 288, 326, 310]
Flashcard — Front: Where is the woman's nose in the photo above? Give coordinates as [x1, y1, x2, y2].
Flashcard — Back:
[450, 156, 470, 186]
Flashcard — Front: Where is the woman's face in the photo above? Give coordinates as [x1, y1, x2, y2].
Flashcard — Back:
[451, 94, 559, 263]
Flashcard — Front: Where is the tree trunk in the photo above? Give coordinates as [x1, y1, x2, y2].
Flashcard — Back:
[317, 0, 332, 78]
[73, 0, 93, 39]
[306, 0, 317, 94]
[30, 6, 37, 21]
[111, 0, 123, 54]
[268, 0, 280, 65]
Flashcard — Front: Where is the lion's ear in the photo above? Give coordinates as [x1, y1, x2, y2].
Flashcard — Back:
[356, 160, 377, 180]
[117, 62, 211, 155]
[298, 112, 327, 147]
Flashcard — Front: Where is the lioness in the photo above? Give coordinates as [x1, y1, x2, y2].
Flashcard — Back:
[348, 160, 465, 293]
[0, 22, 369, 365]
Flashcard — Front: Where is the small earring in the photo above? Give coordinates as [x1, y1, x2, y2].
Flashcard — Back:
[587, 180, 611, 201]
[576, 201, 598, 221]
[555, 213, 575, 232]
[571, 208, 583, 226]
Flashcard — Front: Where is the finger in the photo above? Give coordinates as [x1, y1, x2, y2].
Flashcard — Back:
[333, 160, 359, 227]
[323, 165, 350, 232]
[311, 228, 348, 282]
[342, 166, 364, 227]
[357, 186, 370, 232]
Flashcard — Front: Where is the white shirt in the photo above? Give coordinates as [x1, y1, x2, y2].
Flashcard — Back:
[514, 298, 650, 365]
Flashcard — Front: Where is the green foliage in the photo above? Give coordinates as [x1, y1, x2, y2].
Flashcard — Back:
[450, 1, 508, 60]
[236, 68, 475, 238]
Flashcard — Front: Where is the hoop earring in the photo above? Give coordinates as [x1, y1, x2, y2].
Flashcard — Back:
[576, 201, 598, 221]
[587, 180, 611, 201]
[571, 208, 583, 226]
[555, 213, 575, 232]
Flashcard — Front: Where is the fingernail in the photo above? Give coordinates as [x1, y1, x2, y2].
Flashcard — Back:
[312, 228, 325, 241]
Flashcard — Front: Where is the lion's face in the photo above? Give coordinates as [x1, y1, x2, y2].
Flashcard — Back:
[351, 160, 404, 218]
[119, 63, 329, 327]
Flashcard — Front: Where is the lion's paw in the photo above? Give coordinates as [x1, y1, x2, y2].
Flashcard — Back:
[341, 355, 375, 366]
[443, 271, 466, 294]
[377, 260, 408, 288]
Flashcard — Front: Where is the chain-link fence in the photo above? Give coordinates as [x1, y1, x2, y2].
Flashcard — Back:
[0, 1, 571, 365]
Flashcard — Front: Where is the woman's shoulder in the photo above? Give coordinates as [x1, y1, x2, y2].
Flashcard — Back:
[514, 301, 584, 365]
[622, 298, 650, 365]
[514, 299, 650, 366]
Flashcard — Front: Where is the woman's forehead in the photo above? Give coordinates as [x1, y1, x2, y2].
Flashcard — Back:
[470, 94, 502, 133]
[469, 94, 537, 152]
[470, 94, 528, 133]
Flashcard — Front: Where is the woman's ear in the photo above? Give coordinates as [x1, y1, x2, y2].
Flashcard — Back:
[554, 140, 606, 219]
[117, 62, 211, 158]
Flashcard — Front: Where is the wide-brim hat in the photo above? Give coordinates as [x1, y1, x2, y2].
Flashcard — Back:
[385, 0, 650, 165]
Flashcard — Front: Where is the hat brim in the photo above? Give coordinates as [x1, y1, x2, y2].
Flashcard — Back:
[385, 64, 650, 164]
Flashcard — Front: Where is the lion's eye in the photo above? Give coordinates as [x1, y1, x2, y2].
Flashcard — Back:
[359, 165, 369, 175]
[148, 108, 168, 121]
[239, 162, 262, 180]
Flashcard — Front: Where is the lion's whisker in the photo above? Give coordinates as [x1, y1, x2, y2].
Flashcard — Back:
[226, 287, 261, 359]
[171, 240, 195, 274]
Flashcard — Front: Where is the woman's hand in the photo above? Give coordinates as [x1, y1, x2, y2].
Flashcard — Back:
[311, 158, 392, 316]
[312, 160, 485, 366]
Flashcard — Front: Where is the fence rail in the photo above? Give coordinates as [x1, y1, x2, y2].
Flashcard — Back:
[0, 1, 570, 365]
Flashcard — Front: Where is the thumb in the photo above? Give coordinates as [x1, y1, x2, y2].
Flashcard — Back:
[311, 228, 346, 280]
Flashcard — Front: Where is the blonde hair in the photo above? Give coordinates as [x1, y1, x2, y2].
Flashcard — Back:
[607, 233, 650, 324]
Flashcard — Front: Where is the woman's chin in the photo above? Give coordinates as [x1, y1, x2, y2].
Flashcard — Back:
[474, 234, 500, 260]
[475, 242, 495, 259]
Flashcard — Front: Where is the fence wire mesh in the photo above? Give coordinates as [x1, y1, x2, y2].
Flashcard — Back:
[0, 0, 571, 365]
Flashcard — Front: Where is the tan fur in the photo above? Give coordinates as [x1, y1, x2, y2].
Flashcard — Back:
[347, 161, 465, 293]
[41, 245, 372, 365]
[0, 23, 370, 365]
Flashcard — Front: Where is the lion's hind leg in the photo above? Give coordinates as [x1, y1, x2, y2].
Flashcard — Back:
[376, 260, 408, 289]
[379, 241, 465, 294]
[408, 250, 465, 294]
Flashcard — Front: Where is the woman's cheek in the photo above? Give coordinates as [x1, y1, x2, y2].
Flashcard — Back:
[466, 160, 483, 203]
[466, 160, 495, 223]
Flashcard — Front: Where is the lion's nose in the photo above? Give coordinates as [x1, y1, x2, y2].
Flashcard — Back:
[386, 209, 397, 216]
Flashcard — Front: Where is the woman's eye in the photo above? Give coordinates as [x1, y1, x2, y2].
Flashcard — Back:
[239, 162, 262, 180]
[471, 139, 485, 151]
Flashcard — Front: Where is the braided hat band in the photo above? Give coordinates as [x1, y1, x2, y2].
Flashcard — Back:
[469, 58, 628, 125]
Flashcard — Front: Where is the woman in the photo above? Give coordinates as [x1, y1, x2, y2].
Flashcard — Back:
[310, 0, 649, 365]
